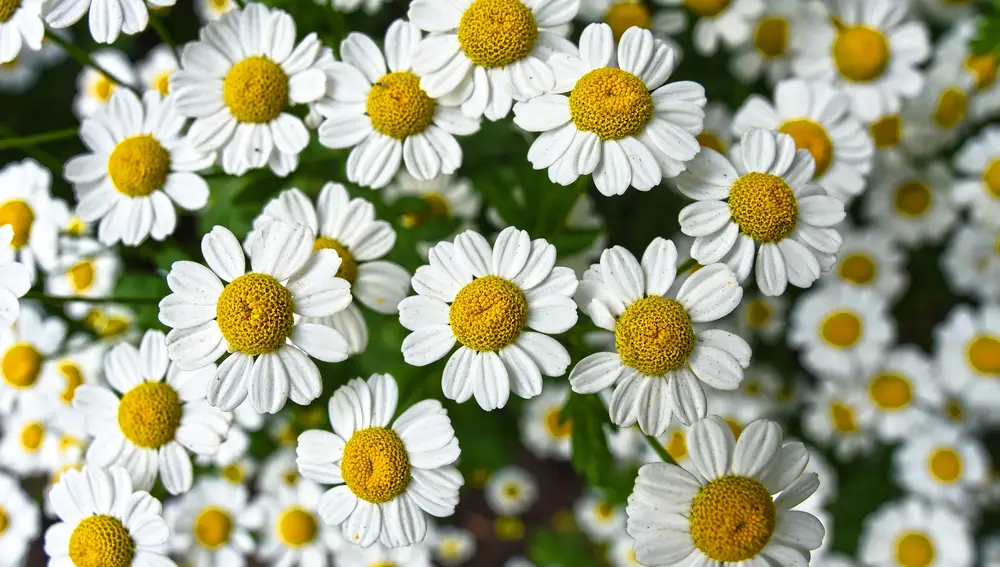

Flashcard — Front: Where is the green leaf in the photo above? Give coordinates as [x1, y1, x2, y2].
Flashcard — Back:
[562, 391, 615, 490]
[529, 528, 600, 567]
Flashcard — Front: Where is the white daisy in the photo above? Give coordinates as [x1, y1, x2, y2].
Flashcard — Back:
[171, 3, 329, 176]
[0, 158, 60, 281]
[576, 0, 684, 57]
[0, 402, 60, 476]
[82, 303, 139, 345]
[570, 238, 748, 435]
[678, 127, 846, 296]
[730, 292, 786, 344]
[73, 49, 138, 119]
[728, 0, 827, 85]
[953, 126, 1000, 228]
[194, 0, 233, 22]
[163, 477, 255, 567]
[641, 418, 693, 471]
[196, 425, 250, 472]
[428, 525, 476, 566]
[514, 24, 706, 197]
[821, 226, 907, 302]
[657, 0, 764, 55]
[329, 0, 386, 14]
[932, 19, 1000, 122]
[218, 456, 257, 487]
[158, 221, 353, 414]
[407, 0, 579, 121]
[850, 346, 943, 442]
[626, 416, 825, 567]
[859, 498, 974, 567]
[574, 491, 624, 543]
[485, 465, 537, 516]
[137, 44, 178, 96]
[0, 471, 40, 566]
[0, 225, 30, 326]
[46, 339, 106, 420]
[801, 380, 876, 460]
[248, 479, 338, 567]
[694, 102, 735, 157]
[705, 387, 780, 440]
[43, 0, 174, 43]
[44, 237, 121, 318]
[933, 303, 1000, 425]
[793, 0, 931, 121]
[0, 302, 66, 412]
[608, 532, 643, 567]
[738, 362, 794, 412]
[894, 424, 989, 511]
[520, 383, 572, 460]
[899, 67, 974, 157]
[863, 154, 958, 248]
[386, 171, 480, 234]
[295, 373, 463, 548]
[942, 220, 1000, 303]
[0, 0, 41, 64]
[338, 541, 434, 567]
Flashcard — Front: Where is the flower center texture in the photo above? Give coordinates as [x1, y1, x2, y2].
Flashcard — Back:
[277, 507, 317, 547]
[965, 53, 997, 91]
[194, 507, 232, 549]
[543, 408, 572, 439]
[0, 0, 21, 22]
[107, 135, 171, 197]
[689, 476, 776, 563]
[868, 373, 912, 410]
[615, 296, 695, 376]
[0, 199, 34, 248]
[820, 310, 863, 348]
[984, 159, 1000, 200]
[68, 260, 96, 292]
[746, 299, 771, 328]
[893, 180, 932, 217]
[19, 421, 44, 451]
[830, 401, 857, 433]
[728, 172, 798, 242]
[91, 74, 115, 102]
[778, 119, 833, 177]
[458, 0, 538, 68]
[341, 427, 411, 504]
[216, 273, 295, 355]
[69, 515, 135, 567]
[895, 532, 935, 567]
[833, 25, 890, 82]
[223, 56, 288, 123]
[569, 68, 653, 141]
[366, 72, 436, 140]
[604, 1, 652, 40]
[839, 253, 877, 285]
[928, 448, 962, 484]
[449, 275, 527, 352]
[2, 343, 42, 389]
[313, 236, 358, 284]
[870, 114, 901, 148]
[933, 88, 967, 129]
[117, 381, 182, 449]
[696, 131, 726, 154]
[683, 0, 730, 17]
[754, 16, 788, 58]
[967, 334, 1000, 375]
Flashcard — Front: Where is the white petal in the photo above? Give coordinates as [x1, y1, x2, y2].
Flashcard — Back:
[687, 415, 734, 479]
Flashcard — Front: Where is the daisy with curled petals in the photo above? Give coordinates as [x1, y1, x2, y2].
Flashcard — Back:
[953, 126, 1000, 228]
[677, 128, 846, 296]
[626, 416, 825, 567]
[0, 158, 60, 280]
[513, 24, 706, 197]
[163, 477, 255, 567]
[0, 0, 42, 64]
[295, 373, 463, 548]
[43, 0, 173, 44]
[569, 238, 748, 436]
[72, 330, 232, 495]
[0, 225, 30, 326]
[407, 0, 579, 121]
[656, 0, 765, 56]
[45, 465, 175, 567]
[159, 222, 353, 414]
[398, 226, 578, 411]
[316, 20, 480, 189]
[247, 183, 411, 356]
[171, 3, 330, 176]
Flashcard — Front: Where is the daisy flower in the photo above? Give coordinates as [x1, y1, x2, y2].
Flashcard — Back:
[737, 363, 792, 410]
[163, 477, 255, 567]
[337, 541, 434, 567]
[248, 183, 411, 356]
[44, 237, 121, 318]
[42, 0, 172, 43]
[0, 402, 60, 476]
[573, 491, 624, 543]
[705, 388, 780, 440]
[608, 533, 643, 567]
[0, 0, 41, 64]
[259, 448, 301, 492]
[0, 225, 30, 326]
[942, 220, 1000, 303]
[73, 49, 138, 119]
[296, 373, 463, 548]
[859, 498, 974, 567]
[137, 44, 178, 96]
[171, 3, 329, 176]
[899, 67, 974, 157]
[576, 0, 684, 55]
[194, 0, 233, 22]
[934, 303, 1000, 424]
[0, 302, 66, 412]
[894, 425, 989, 511]
[513, 24, 706, 197]
[626, 416, 825, 567]
[83, 303, 139, 345]
[0, 158, 60, 280]
[248, 479, 339, 567]
[158, 222, 353, 414]
[218, 456, 257, 487]
[863, 154, 957, 247]
[48, 340, 106, 419]
[728, 0, 826, 85]
[695, 102, 734, 157]
[316, 20, 480, 189]
[45, 465, 175, 567]
[570, 238, 748, 435]
[821, 226, 907, 302]
[642, 419, 695, 470]
[850, 346, 943, 442]
[485, 465, 537, 516]
[0, 472, 40, 565]
[386, 171, 480, 235]
[954, 126, 1000, 227]
[932, 19, 1000, 122]
[801, 381, 875, 460]
[656, 0, 764, 56]
[730, 292, 786, 343]
[329, 0, 386, 14]
[429, 526, 476, 566]
[398, 226, 577, 411]
[520, 383, 572, 460]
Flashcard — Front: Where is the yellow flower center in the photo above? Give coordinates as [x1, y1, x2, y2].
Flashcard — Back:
[967, 334, 1000, 375]
[66, 216, 87, 236]
[194, 507, 233, 549]
[615, 296, 695, 376]
[746, 298, 771, 328]
[0, 199, 34, 248]
[223, 56, 288, 123]
[895, 532, 935, 567]
[153, 71, 171, 96]
[543, 407, 572, 439]
[503, 482, 520, 498]
[965, 53, 997, 91]
[744, 380, 762, 395]
[683, 0, 730, 17]
[665, 430, 687, 460]
[778, 119, 833, 177]
[728, 172, 798, 242]
[449, 275, 527, 352]
[983, 158, 1000, 200]
[341, 427, 411, 504]
[117, 381, 183, 449]
[277, 507, 317, 547]
[928, 448, 962, 484]
[868, 373, 912, 410]
[0, 0, 21, 22]
[457, 0, 538, 68]
[221, 463, 245, 483]
[697, 131, 726, 154]
[313, 236, 358, 284]
[569, 67, 653, 141]
[829, 401, 857, 433]
[69, 515, 135, 567]
[870, 114, 901, 149]
[2, 343, 42, 389]
[59, 435, 84, 453]
[19, 421, 44, 451]
[820, 310, 862, 348]
[838, 253, 877, 285]
[366, 71, 436, 140]
[945, 400, 964, 421]
[216, 273, 295, 355]
[725, 418, 745, 439]
[754, 16, 788, 58]
[932, 88, 967, 129]
[282, 470, 299, 485]
[210, 0, 228, 9]
[595, 501, 615, 520]
[402, 193, 451, 228]
[833, 25, 890, 82]
[604, 1, 652, 41]
[0, 506, 7, 534]
[91, 75, 115, 102]
[893, 180, 932, 217]
[372, 563, 399, 567]
[494, 516, 525, 541]
[68, 260, 96, 293]
[107, 135, 171, 197]
[689, 476, 776, 563]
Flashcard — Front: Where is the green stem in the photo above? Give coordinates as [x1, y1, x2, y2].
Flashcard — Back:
[0, 127, 78, 149]
[676, 257, 698, 274]
[0, 125, 64, 172]
[148, 13, 177, 52]
[23, 291, 161, 306]
[645, 434, 678, 466]
[44, 31, 138, 93]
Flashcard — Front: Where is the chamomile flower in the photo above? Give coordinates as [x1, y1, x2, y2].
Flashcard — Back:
[338, 541, 434, 567]
[0, 402, 59, 475]
[894, 425, 989, 511]
[48, 340, 105, 418]
[822, 226, 907, 302]
[0, 302, 66, 412]
[328, 0, 385, 14]
[137, 44, 178, 97]
[0, 226, 30, 326]
[574, 491, 624, 543]
[932, 19, 1000, 122]
[570, 238, 748, 435]
[934, 304, 1000, 424]
[521, 383, 572, 460]
[248, 183, 410, 356]
[859, 498, 974, 567]
[163, 477, 255, 567]
[851, 346, 943, 442]
[385, 171, 480, 236]
[694, 102, 734, 157]
[171, 4, 329, 176]
[218, 456, 257, 487]
[197, 426, 250, 472]
[942, 220, 1000, 302]
[194, 0, 233, 22]
[428, 526, 476, 566]
[608, 533, 643, 567]
[900, 67, 974, 157]
[802, 381, 876, 460]
[485, 465, 537, 516]
[0, 0, 41, 65]
[43, 0, 174, 43]
[642, 418, 694, 471]
[399, 226, 577, 410]
[656, 0, 764, 56]
[83, 303, 138, 345]
[248, 480, 338, 567]
[678, 128, 846, 296]
[954, 126, 1000, 227]
[0, 158, 60, 280]
[159, 222, 353, 414]
[0, 472, 39, 566]
[407, 0, 579, 121]
[73, 49, 138, 119]
[705, 388, 779, 440]
[864, 155, 957, 248]
[296, 373, 463, 548]
[44, 237, 121, 318]
[259, 448, 302, 492]
[514, 24, 706, 197]
[730, 292, 786, 343]
[316, 21, 480, 189]
[626, 416, 825, 567]
[728, 0, 825, 85]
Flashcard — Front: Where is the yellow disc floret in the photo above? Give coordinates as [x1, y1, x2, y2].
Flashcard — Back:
[689, 476, 776, 563]
[615, 296, 695, 376]
[341, 427, 411, 504]
[569, 68, 653, 141]
[449, 275, 528, 352]
[819, 310, 863, 348]
[928, 448, 962, 484]
[604, 1, 652, 41]
[778, 119, 833, 177]
[458, 0, 538, 68]
[68, 260, 96, 292]
[117, 381, 182, 449]
[0, 0, 21, 22]
[728, 172, 798, 243]
[91, 74, 115, 102]
[194, 507, 233, 549]
[313, 236, 359, 284]
[984, 159, 1000, 200]
[366, 72, 436, 140]
[933, 88, 967, 129]
[838, 253, 877, 285]
[153, 71, 171, 96]
[0, 506, 7, 534]
[893, 180, 932, 217]
[402, 193, 451, 228]
[2, 343, 42, 389]
[754, 16, 788, 58]
[68, 515, 135, 567]
[543, 408, 572, 439]
[870, 114, 901, 149]
[696, 131, 726, 154]
[868, 373, 912, 410]
[965, 53, 997, 91]
[20, 421, 44, 451]
[223, 56, 288, 123]
[60, 362, 85, 404]
[216, 273, 295, 355]
[967, 334, 1000, 375]
[830, 401, 857, 433]
[895, 532, 935, 567]
[833, 25, 890, 82]
[0, 199, 34, 248]
[684, 0, 730, 17]
[107, 135, 171, 197]
[277, 507, 318, 547]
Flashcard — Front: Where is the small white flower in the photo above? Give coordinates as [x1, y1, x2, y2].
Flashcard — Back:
[0, 0, 42, 64]
[954, 126, 1000, 228]
[73, 49, 138, 119]
[727, 0, 826, 85]
[851, 346, 943, 442]
[863, 154, 958, 248]
[801, 380, 876, 460]
[163, 477, 255, 567]
[520, 383, 572, 460]
[428, 526, 476, 566]
[258, 447, 301, 493]
[485, 465, 537, 516]
[0, 302, 66, 412]
[657, 0, 765, 56]
[337, 541, 434, 567]
[0, 225, 30, 326]
[44, 237, 121, 319]
[820, 226, 907, 302]
[900, 67, 975, 156]
[385, 171, 481, 234]
[194, 0, 234, 22]
[730, 292, 786, 344]
[0, 471, 40, 565]
[942, 220, 1000, 303]
[137, 44, 178, 96]
[573, 491, 624, 543]
[933, 303, 1000, 425]
[43, 0, 174, 43]
[0, 402, 60, 476]
[0, 158, 60, 280]
[859, 498, 974, 567]
[894, 424, 989, 511]
[931, 19, 1000, 123]
[248, 480, 339, 567]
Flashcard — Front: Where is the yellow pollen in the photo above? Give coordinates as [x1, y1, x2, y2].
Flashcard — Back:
[820, 311, 862, 348]
[0, 199, 34, 248]
[67, 260, 96, 293]
[91, 75, 115, 102]
[494, 516, 525, 541]
[728, 172, 798, 242]
[928, 448, 962, 484]
[153, 71, 171, 96]
[870, 114, 902, 148]
[615, 296, 695, 376]
[893, 180, 932, 217]
[830, 401, 857, 433]
[869, 373, 912, 410]
[69, 515, 135, 567]
[66, 216, 87, 236]
[683, 0, 730, 17]
[697, 131, 726, 154]
[341, 427, 411, 504]
[665, 430, 687, 460]
[965, 53, 997, 91]
[366, 71, 435, 140]
[543, 407, 572, 439]
[983, 159, 1000, 200]
[282, 470, 299, 485]
[107, 135, 171, 197]
[449, 275, 527, 352]
[221, 463, 245, 483]
[19, 421, 44, 451]
[779, 119, 833, 177]
[313, 236, 358, 284]
[932, 88, 967, 129]
[746, 299, 771, 328]
[117, 381, 182, 449]
[457, 0, 538, 68]
[754, 17, 788, 58]
[839, 253, 877, 285]
[604, 1, 652, 41]
[216, 273, 295, 355]
[595, 502, 615, 520]
[833, 25, 890, 82]
[946, 400, 964, 421]
[967, 334, 1000, 375]
[59, 362, 85, 404]
[277, 507, 317, 547]
[402, 193, 451, 228]
[0, 0, 21, 22]
[194, 507, 233, 549]
[0, 506, 7, 534]
[2, 343, 42, 389]
[895, 532, 935, 567]
[569, 67, 653, 141]
[689, 476, 776, 562]
[223, 56, 288, 123]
